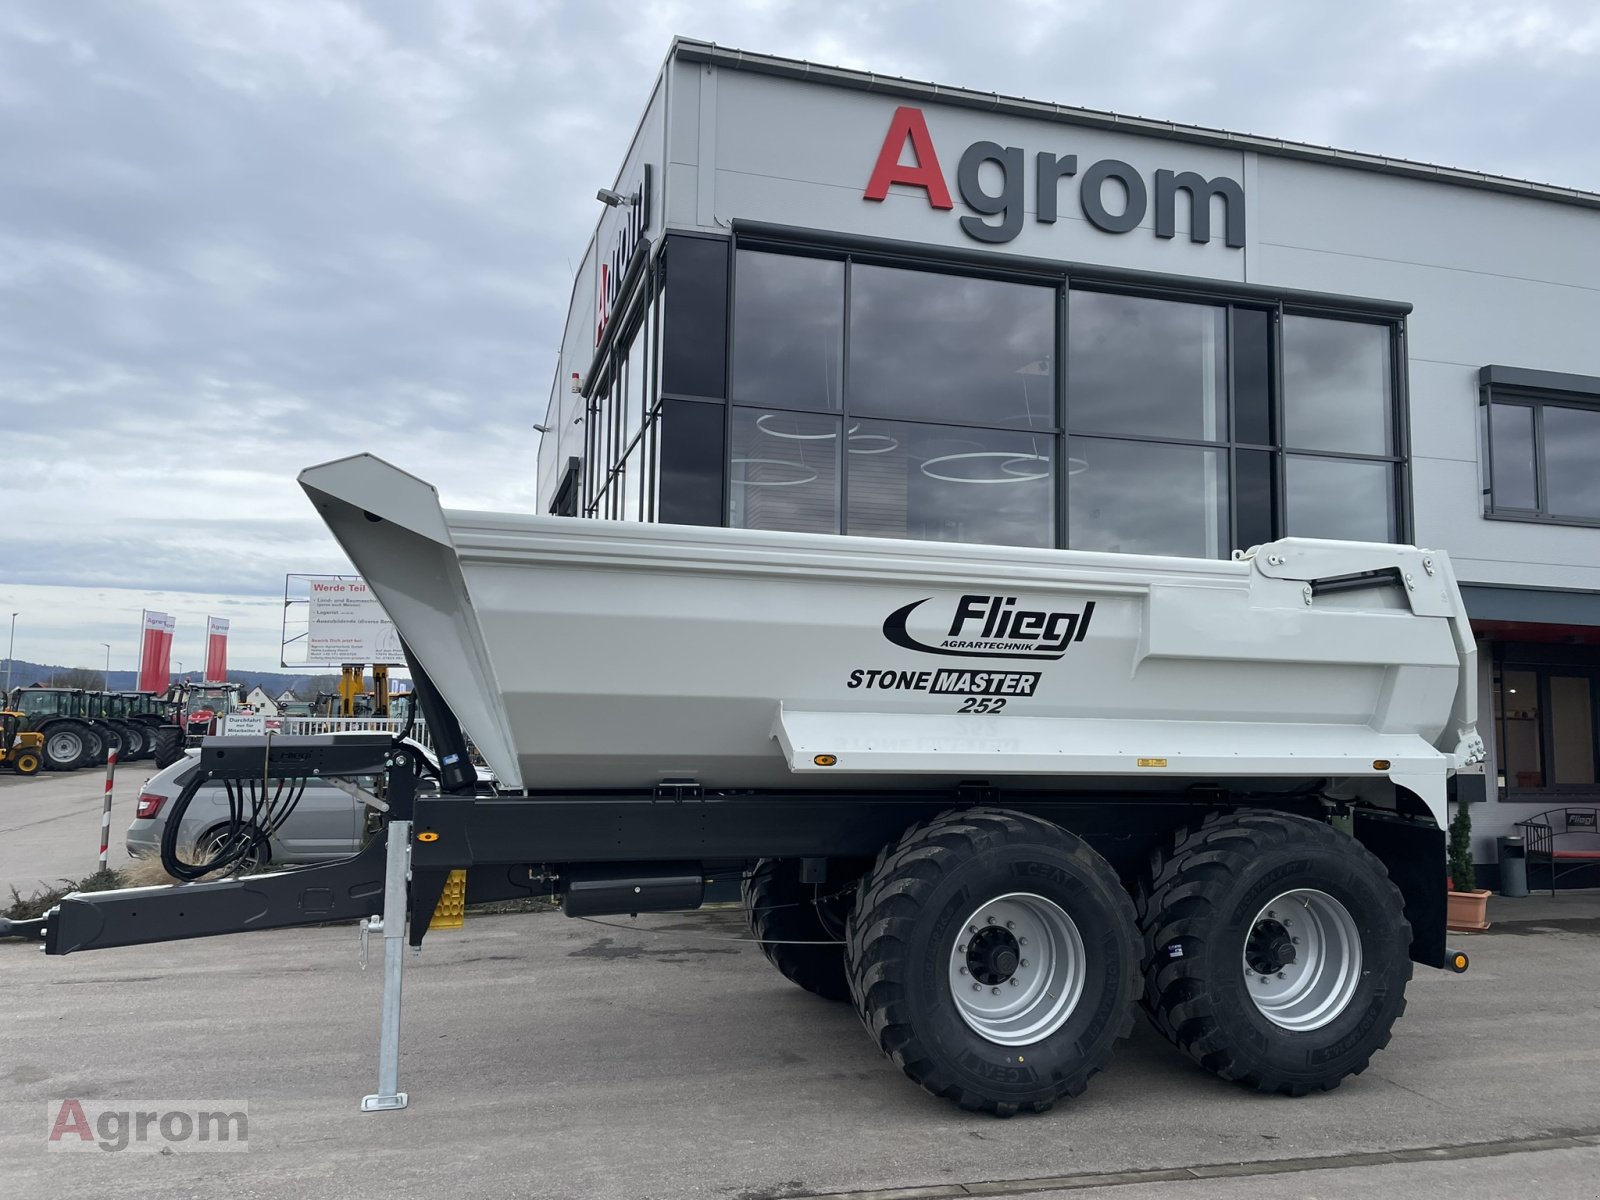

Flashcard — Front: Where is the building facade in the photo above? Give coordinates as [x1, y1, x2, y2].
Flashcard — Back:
[539, 40, 1600, 875]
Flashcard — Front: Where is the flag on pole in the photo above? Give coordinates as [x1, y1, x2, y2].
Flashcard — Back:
[204, 617, 229, 683]
[136, 612, 175, 692]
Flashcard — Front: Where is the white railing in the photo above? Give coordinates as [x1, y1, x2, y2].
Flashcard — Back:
[273, 716, 434, 754]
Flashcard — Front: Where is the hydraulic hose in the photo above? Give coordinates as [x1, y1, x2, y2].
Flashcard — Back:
[159, 766, 309, 881]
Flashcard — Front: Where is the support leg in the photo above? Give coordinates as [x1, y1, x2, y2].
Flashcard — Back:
[361, 818, 411, 1112]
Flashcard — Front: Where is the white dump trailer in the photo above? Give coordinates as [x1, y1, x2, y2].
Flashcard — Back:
[26, 453, 1483, 1117]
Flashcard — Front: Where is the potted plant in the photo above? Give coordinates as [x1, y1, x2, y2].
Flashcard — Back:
[1446, 799, 1491, 932]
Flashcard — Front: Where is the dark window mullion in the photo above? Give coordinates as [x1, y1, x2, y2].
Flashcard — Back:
[1057, 276, 1070, 549]
[1532, 401, 1549, 517]
[839, 256, 852, 536]
[1271, 305, 1286, 539]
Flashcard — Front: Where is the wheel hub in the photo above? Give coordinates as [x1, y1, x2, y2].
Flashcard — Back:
[966, 926, 1021, 985]
[1245, 918, 1298, 974]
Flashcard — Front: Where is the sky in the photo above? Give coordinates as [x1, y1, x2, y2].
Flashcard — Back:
[3, 0, 1599, 673]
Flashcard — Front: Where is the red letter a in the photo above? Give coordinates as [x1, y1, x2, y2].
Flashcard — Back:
[864, 107, 952, 209]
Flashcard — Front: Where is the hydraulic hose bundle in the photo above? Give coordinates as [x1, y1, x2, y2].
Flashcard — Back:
[158, 765, 311, 881]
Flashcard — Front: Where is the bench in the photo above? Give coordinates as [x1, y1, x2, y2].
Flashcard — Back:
[1516, 809, 1600, 895]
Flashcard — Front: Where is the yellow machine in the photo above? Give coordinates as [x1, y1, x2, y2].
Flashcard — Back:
[317, 664, 393, 718]
[0, 710, 44, 775]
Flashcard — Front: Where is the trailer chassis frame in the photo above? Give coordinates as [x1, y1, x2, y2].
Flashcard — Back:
[26, 734, 1453, 1112]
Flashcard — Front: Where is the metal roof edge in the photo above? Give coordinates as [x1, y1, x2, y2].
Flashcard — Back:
[667, 37, 1600, 213]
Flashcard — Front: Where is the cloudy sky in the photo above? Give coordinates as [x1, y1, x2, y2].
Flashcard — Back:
[3, 0, 1598, 673]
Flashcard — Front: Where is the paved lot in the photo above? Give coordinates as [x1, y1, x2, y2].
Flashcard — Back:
[4, 762, 1600, 1199]
[0, 763, 148, 896]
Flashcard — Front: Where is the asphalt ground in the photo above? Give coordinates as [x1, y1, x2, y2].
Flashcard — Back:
[4, 768, 1600, 1199]
[0, 760, 143, 897]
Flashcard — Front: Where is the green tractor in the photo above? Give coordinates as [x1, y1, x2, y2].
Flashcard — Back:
[2, 687, 102, 771]
[83, 691, 152, 762]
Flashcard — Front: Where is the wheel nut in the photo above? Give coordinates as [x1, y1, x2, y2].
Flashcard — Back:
[1020, 959, 1029, 969]
[973, 982, 982, 991]
[1277, 972, 1286, 980]
[1019, 937, 1028, 946]
[959, 967, 968, 975]
[987, 916, 996, 925]
[969, 925, 978, 934]
[991, 987, 1000, 995]
[958, 944, 966, 953]
[1006, 921, 1016, 930]
[1292, 937, 1300, 945]
[1246, 968, 1254, 976]
[1010, 979, 1019, 987]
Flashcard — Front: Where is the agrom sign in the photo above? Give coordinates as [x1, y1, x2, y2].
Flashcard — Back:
[864, 106, 1245, 248]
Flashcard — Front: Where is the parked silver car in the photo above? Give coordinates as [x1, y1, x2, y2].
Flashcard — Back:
[126, 751, 372, 867]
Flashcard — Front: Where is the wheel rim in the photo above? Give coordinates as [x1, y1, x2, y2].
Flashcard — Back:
[1243, 888, 1362, 1032]
[47, 731, 82, 762]
[947, 892, 1087, 1046]
[200, 830, 260, 872]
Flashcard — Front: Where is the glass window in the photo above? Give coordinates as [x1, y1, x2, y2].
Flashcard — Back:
[1232, 308, 1273, 446]
[662, 237, 728, 399]
[1487, 403, 1537, 510]
[1067, 292, 1226, 442]
[658, 399, 725, 527]
[1542, 406, 1600, 521]
[1496, 668, 1544, 789]
[849, 265, 1055, 429]
[1234, 449, 1274, 552]
[1551, 675, 1597, 786]
[732, 253, 843, 412]
[623, 326, 646, 447]
[846, 419, 1053, 547]
[1069, 438, 1228, 558]
[1282, 316, 1393, 455]
[1285, 456, 1394, 542]
[729, 408, 839, 534]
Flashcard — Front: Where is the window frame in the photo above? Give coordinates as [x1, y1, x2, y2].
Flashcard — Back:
[642, 229, 1412, 553]
[1492, 642, 1600, 801]
[1480, 365, 1600, 529]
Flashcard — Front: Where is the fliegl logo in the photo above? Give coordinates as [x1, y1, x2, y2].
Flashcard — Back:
[883, 594, 1096, 660]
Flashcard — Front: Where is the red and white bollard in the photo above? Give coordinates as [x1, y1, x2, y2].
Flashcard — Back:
[98, 748, 117, 872]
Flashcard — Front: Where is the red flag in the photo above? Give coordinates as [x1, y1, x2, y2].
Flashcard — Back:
[204, 617, 229, 684]
[136, 611, 175, 692]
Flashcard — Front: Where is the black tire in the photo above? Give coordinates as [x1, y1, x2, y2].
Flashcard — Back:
[845, 808, 1140, 1116]
[99, 724, 127, 763]
[114, 721, 147, 760]
[152, 725, 184, 769]
[1139, 811, 1412, 1096]
[79, 725, 107, 766]
[42, 722, 88, 771]
[743, 859, 853, 1002]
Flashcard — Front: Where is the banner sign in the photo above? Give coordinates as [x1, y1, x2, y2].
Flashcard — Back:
[204, 617, 230, 683]
[136, 611, 175, 693]
[306, 579, 405, 665]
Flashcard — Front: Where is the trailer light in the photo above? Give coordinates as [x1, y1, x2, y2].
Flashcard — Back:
[417, 831, 440, 843]
[1372, 759, 1392, 771]
[813, 754, 838, 767]
[134, 793, 165, 819]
